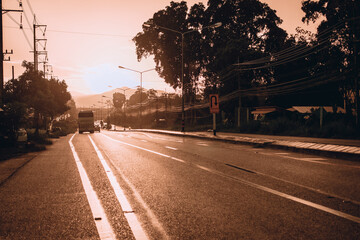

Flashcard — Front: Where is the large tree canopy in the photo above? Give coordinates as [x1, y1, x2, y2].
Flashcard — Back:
[3, 61, 72, 131]
[133, 0, 287, 100]
[301, 0, 360, 110]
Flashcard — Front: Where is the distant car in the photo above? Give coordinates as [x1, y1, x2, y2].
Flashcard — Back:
[16, 128, 28, 143]
[94, 124, 101, 132]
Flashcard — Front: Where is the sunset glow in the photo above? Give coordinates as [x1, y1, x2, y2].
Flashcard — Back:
[3, 0, 318, 95]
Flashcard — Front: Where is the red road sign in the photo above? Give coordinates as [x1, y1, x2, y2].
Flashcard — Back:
[209, 94, 219, 113]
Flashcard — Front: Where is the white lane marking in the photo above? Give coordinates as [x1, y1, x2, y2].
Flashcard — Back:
[102, 133, 179, 161]
[227, 164, 360, 205]
[99, 135, 170, 239]
[88, 136, 148, 240]
[259, 152, 358, 167]
[197, 142, 209, 147]
[292, 157, 326, 161]
[102, 133, 360, 224]
[165, 146, 178, 151]
[69, 134, 116, 240]
[196, 165, 360, 224]
[139, 133, 155, 139]
[274, 153, 290, 155]
[141, 140, 148, 143]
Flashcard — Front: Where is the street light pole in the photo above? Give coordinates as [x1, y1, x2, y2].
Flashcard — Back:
[181, 33, 185, 132]
[118, 66, 155, 128]
[120, 87, 130, 130]
[143, 22, 221, 132]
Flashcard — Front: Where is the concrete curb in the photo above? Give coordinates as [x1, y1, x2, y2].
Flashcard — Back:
[131, 129, 360, 161]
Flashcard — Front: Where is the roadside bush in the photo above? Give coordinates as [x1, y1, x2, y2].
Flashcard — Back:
[27, 131, 52, 145]
[52, 119, 77, 135]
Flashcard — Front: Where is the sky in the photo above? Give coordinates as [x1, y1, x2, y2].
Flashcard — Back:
[3, 0, 319, 96]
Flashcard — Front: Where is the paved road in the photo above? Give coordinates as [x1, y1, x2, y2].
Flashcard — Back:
[1, 130, 359, 239]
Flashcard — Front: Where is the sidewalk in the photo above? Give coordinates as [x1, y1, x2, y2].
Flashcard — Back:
[135, 129, 360, 160]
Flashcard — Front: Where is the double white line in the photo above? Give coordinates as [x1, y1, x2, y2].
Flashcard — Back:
[69, 134, 148, 240]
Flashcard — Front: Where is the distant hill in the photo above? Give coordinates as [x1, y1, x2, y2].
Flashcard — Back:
[72, 87, 165, 108]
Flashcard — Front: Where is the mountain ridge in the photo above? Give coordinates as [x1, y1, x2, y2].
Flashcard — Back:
[72, 87, 166, 108]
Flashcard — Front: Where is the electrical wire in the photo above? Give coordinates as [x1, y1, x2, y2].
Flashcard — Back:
[5, 14, 33, 49]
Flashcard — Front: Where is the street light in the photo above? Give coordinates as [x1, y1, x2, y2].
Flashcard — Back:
[143, 21, 222, 132]
[118, 66, 155, 128]
[119, 87, 130, 130]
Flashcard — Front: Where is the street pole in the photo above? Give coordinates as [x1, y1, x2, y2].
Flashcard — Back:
[0, 0, 3, 106]
[0, 2, 22, 106]
[213, 113, 216, 136]
[142, 22, 221, 133]
[33, 16, 37, 71]
[140, 72, 142, 128]
[181, 33, 185, 132]
[118, 66, 155, 129]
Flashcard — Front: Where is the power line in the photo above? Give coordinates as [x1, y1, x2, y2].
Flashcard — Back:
[5, 14, 32, 49]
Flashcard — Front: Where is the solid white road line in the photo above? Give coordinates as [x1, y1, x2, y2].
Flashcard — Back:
[195, 165, 360, 224]
[88, 135, 149, 240]
[102, 132, 360, 224]
[69, 134, 116, 240]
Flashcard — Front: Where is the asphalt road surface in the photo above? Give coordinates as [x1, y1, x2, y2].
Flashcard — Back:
[1, 130, 360, 239]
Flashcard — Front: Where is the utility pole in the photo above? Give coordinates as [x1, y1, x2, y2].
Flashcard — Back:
[237, 57, 241, 128]
[352, 3, 359, 128]
[32, 15, 47, 72]
[1, 0, 22, 106]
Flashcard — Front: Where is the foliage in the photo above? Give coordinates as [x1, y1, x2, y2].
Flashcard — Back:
[128, 87, 148, 106]
[113, 92, 126, 109]
[133, 0, 288, 109]
[2, 61, 72, 139]
[301, 0, 360, 111]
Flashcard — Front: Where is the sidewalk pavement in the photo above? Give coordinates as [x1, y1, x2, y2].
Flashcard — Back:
[134, 129, 360, 160]
[0, 153, 37, 187]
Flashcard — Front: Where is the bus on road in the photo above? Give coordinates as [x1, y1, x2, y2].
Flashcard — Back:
[78, 110, 95, 134]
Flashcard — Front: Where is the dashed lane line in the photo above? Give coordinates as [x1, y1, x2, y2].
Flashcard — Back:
[165, 146, 178, 151]
[101, 132, 360, 224]
[259, 152, 360, 168]
[88, 135, 149, 240]
[69, 134, 116, 240]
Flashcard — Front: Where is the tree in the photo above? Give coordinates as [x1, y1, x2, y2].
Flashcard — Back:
[3, 61, 72, 133]
[301, 0, 360, 114]
[47, 78, 71, 119]
[133, 1, 212, 108]
[113, 92, 126, 109]
[128, 87, 148, 106]
[133, 0, 288, 127]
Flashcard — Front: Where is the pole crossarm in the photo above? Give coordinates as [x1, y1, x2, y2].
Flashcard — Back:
[2, 9, 23, 14]
[118, 66, 155, 74]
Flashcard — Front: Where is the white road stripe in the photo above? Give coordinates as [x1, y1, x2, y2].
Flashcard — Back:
[197, 142, 209, 147]
[197, 165, 360, 224]
[141, 140, 148, 143]
[69, 134, 116, 240]
[88, 136, 149, 240]
[99, 134, 170, 239]
[102, 133, 360, 224]
[165, 146, 178, 151]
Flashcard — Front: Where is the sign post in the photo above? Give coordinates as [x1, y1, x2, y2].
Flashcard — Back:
[209, 94, 219, 136]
